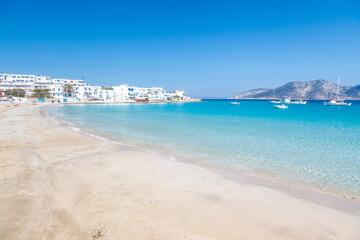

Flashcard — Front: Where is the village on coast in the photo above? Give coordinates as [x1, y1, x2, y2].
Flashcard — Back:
[0, 73, 198, 103]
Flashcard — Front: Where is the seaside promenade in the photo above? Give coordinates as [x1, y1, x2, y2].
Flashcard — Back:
[1, 103, 360, 239]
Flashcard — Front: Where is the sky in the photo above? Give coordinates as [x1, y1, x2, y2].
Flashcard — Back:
[0, 0, 359, 98]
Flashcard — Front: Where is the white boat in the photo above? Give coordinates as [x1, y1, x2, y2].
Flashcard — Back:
[282, 97, 292, 104]
[281, 97, 307, 104]
[292, 99, 307, 104]
[269, 89, 281, 104]
[230, 102, 240, 105]
[324, 76, 351, 106]
[274, 104, 288, 109]
[324, 98, 351, 106]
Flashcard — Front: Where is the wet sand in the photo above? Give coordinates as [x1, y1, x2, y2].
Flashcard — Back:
[1, 103, 360, 239]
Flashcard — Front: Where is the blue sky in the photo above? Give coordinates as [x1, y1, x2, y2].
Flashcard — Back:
[0, 0, 359, 98]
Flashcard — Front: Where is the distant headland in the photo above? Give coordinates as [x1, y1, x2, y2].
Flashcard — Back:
[229, 79, 360, 100]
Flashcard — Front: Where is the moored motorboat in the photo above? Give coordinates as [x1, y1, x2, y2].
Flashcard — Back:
[274, 104, 288, 109]
[292, 99, 307, 104]
[230, 102, 240, 105]
[281, 97, 307, 104]
[282, 97, 292, 104]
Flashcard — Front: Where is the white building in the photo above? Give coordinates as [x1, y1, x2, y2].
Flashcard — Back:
[50, 78, 87, 102]
[50, 83, 115, 103]
[51, 85, 96, 102]
[96, 88, 115, 101]
[113, 85, 137, 102]
[147, 87, 166, 100]
[112, 85, 170, 101]
[0, 73, 51, 90]
[51, 78, 85, 86]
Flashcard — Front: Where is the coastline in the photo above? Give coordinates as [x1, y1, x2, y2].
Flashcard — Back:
[47, 103, 360, 203]
[228, 98, 360, 100]
[1, 103, 360, 239]
[45, 104, 360, 213]
[56, 98, 202, 105]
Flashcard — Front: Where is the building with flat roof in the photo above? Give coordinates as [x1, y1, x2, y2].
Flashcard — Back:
[0, 73, 51, 90]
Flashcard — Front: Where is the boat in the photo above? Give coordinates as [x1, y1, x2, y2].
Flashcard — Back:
[274, 104, 288, 109]
[230, 102, 240, 105]
[269, 89, 281, 104]
[281, 97, 307, 104]
[292, 99, 307, 104]
[324, 98, 351, 106]
[282, 97, 292, 104]
[324, 76, 351, 106]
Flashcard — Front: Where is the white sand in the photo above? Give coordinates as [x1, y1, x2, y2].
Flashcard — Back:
[1, 104, 360, 239]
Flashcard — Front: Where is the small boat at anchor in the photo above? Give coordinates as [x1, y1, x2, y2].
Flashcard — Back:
[230, 102, 240, 105]
[324, 99, 351, 106]
[282, 97, 292, 104]
[324, 76, 351, 106]
[269, 89, 281, 104]
[281, 97, 307, 104]
[274, 104, 288, 109]
[292, 99, 307, 104]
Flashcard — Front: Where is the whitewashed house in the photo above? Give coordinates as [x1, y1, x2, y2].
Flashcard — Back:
[96, 88, 115, 101]
[50, 79, 101, 102]
[147, 87, 166, 100]
[113, 85, 137, 102]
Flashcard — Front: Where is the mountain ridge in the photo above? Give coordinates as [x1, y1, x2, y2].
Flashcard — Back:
[230, 79, 360, 100]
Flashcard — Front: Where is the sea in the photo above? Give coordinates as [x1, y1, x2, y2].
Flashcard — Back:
[48, 100, 360, 197]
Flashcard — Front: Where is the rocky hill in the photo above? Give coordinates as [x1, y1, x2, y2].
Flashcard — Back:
[230, 79, 360, 100]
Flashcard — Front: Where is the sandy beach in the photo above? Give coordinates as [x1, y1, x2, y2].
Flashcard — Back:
[1, 103, 360, 240]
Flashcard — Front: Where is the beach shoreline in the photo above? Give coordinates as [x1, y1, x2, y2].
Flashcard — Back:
[1, 103, 360, 239]
[44, 104, 360, 213]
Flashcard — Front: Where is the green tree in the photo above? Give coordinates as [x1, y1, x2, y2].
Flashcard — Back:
[31, 89, 51, 98]
[63, 84, 74, 97]
[101, 86, 113, 90]
[5, 89, 26, 98]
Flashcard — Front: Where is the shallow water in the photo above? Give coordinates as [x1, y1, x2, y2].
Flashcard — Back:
[48, 100, 360, 197]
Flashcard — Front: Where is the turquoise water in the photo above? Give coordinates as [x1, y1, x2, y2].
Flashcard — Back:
[48, 100, 360, 197]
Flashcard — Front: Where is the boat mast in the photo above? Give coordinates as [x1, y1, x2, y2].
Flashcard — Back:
[337, 76, 340, 100]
